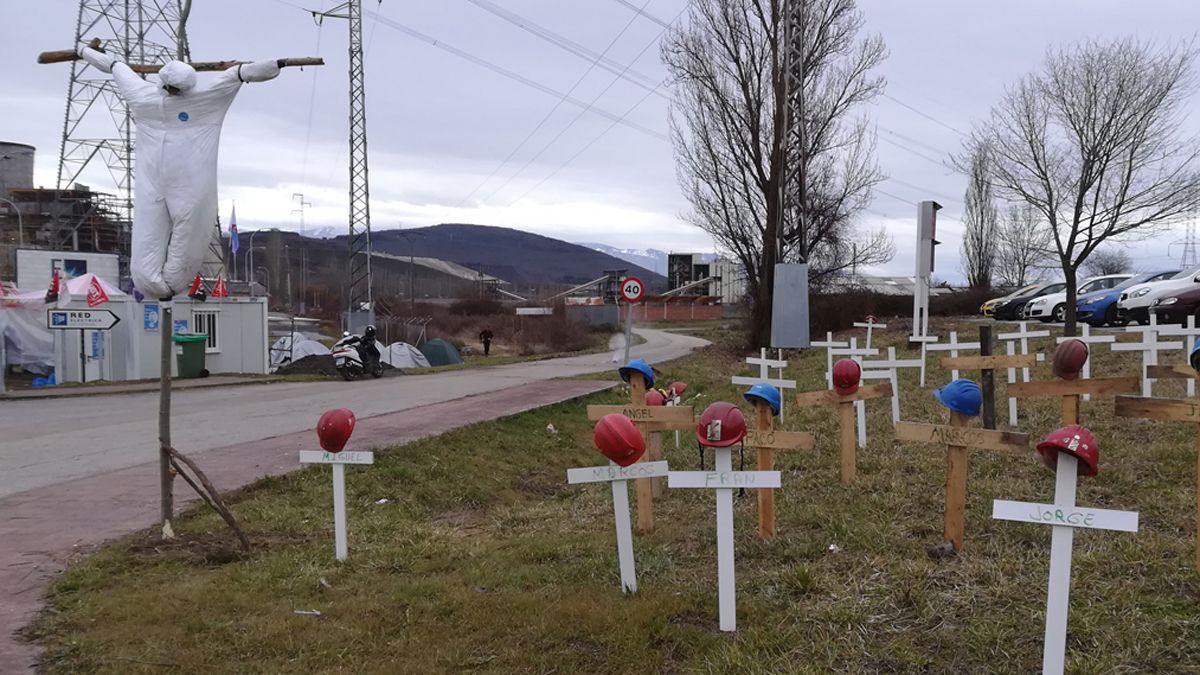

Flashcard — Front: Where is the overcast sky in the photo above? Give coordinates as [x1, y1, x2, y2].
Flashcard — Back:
[5, 0, 1200, 283]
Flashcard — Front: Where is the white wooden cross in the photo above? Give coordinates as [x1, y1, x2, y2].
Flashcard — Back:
[830, 338, 880, 448]
[669, 447, 781, 632]
[852, 315, 887, 351]
[732, 348, 798, 420]
[992, 453, 1138, 675]
[1054, 324, 1115, 401]
[299, 449, 375, 561]
[1115, 314, 1182, 397]
[812, 331, 850, 389]
[999, 322, 1052, 425]
[909, 334, 939, 387]
[1157, 314, 1200, 397]
[567, 460, 671, 593]
[925, 330, 982, 382]
[860, 346, 923, 424]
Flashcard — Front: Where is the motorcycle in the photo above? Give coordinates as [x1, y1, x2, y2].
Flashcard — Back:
[331, 332, 383, 381]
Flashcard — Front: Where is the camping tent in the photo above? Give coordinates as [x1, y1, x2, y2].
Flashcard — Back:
[270, 332, 332, 369]
[420, 338, 463, 366]
[381, 342, 431, 369]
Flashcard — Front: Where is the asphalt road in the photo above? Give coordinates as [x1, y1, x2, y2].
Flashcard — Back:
[0, 328, 707, 499]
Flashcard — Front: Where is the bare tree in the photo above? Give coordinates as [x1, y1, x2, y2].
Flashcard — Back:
[994, 203, 1053, 287]
[960, 144, 998, 288]
[663, 0, 891, 345]
[966, 38, 1200, 334]
[1081, 247, 1133, 277]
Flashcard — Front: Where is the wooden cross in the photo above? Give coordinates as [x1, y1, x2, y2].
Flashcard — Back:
[1112, 324, 1182, 397]
[991, 453, 1138, 675]
[811, 331, 850, 389]
[999, 322, 1052, 425]
[298, 449, 375, 561]
[1053, 324, 1115, 401]
[925, 330, 982, 382]
[1008, 375, 1139, 427]
[732, 348, 797, 420]
[1157, 315, 1200, 397]
[747, 398, 815, 538]
[795, 382, 893, 483]
[668, 447, 781, 632]
[852, 315, 887, 350]
[587, 374, 693, 533]
[895, 416, 1028, 551]
[566, 459, 670, 593]
[830, 338, 880, 448]
[1116, 393, 1200, 571]
[860, 347, 922, 424]
[940, 352, 1036, 428]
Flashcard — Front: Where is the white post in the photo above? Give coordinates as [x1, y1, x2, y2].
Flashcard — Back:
[714, 446, 737, 632]
[851, 338, 867, 449]
[611, 478, 637, 593]
[1006, 341, 1019, 426]
[332, 463, 348, 562]
[1041, 454, 1078, 675]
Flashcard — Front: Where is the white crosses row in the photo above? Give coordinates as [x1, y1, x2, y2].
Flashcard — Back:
[1116, 314, 1181, 397]
[924, 330, 981, 381]
[1155, 314, 1200, 397]
[852, 317, 887, 350]
[732, 348, 797, 420]
[1053, 323, 1114, 401]
[299, 450, 376, 561]
[1000, 322, 1051, 426]
[861, 346, 922, 424]
[811, 331, 850, 389]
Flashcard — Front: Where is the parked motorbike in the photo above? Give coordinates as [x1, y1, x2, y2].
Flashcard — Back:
[331, 332, 383, 381]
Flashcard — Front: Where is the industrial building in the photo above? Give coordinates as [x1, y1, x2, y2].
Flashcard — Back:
[666, 252, 747, 304]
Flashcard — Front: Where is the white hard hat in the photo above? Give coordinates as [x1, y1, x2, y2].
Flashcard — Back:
[159, 60, 197, 92]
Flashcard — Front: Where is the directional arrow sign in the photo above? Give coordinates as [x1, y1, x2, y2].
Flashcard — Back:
[46, 309, 121, 330]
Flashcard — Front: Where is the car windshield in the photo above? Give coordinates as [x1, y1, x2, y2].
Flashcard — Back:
[1011, 283, 1040, 297]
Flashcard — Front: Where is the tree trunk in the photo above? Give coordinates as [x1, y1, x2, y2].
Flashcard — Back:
[1063, 264, 1078, 337]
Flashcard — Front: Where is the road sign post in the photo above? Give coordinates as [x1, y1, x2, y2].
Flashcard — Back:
[46, 309, 121, 384]
[620, 276, 644, 364]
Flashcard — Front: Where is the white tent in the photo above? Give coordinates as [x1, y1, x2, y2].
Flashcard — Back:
[382, 342, 431, 369]
[270, 332, 332, 369]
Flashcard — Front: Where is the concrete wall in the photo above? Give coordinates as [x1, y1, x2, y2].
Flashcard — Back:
[16, 249, 120, 291]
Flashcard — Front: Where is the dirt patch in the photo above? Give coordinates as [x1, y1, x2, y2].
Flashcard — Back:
[125, 530, 315, 567]
[667, 612, 723, 634]
[513, 472, 566, 499]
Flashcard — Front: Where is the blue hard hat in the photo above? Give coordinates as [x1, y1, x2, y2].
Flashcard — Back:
[743, 383, 781, 416]
[933, 379, 982, 417]
[618, 358, 655, 388]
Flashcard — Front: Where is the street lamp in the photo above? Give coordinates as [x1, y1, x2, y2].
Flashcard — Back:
[247, 229, 278, 283]
[246, 246, 267, 296]
[395, 228, 424, 316]
[255, 265, 271, 299]
[0, 198, 23, 247]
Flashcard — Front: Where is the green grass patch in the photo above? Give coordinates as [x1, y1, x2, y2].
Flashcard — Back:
[29, 317, 1200, 673]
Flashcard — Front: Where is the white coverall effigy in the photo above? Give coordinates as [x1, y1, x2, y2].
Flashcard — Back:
[79, 47, 281, 299]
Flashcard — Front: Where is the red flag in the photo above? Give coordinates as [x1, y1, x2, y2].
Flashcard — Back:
[45, 269, 60, 303]
[211, 275, 229, 298]
[86, 276, 110, 307]
[188, 274, 204, 297]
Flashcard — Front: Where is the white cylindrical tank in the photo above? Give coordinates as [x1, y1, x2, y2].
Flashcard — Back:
[0, 142, 36, 197]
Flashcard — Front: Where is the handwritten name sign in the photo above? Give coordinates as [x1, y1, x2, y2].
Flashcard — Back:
[669, 471, 782, 489]
[992, 500, 1139, 532]
[298, 450, 375, 465]
[894, 422, 1028, 453]
[567, 461, 670, 485]
[744, 429, 815, 451]
[586, 405, 694, 423]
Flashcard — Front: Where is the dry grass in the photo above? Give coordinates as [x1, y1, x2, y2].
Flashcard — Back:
[28, 317, 1200, 674]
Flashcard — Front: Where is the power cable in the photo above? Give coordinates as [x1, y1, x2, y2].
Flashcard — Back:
[883, 176, 960, 205]
[882, 93, 968, 137]
[605, 0, 671, 27]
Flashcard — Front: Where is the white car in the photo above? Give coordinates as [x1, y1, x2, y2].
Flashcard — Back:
[1118, 264, 1200, 325]
[1026, 274, 1133, 323]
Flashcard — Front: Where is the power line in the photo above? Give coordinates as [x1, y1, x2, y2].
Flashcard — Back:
[882, 176, 960, 205]
[882, 93, 968, 137]
[459, 0, 657, 206]
[879, 135, 966, 175]
[605, 0, 671, 27]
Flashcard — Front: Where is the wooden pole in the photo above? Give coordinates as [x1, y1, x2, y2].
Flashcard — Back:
[1196, 430, 1200, 573]
[944, 410, 970, 551]
[839, 401, 856, 483]
[648, 432, 664, 499]
[754, 399, 776, 538]
[629, 372, 653, 533]
[1062, 393, 1080, 426]
[980, 325, 996, 429]
[159, 300, 175, 538]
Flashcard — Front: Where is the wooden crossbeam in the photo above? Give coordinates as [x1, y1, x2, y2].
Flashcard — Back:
[1115, 395, 1200, 422]
[894, 422, 1029, 453]
[745, 429, 815, 451]
[940, 354, 1036, 370]
[794, 382, 894, 406]
[587, 405, 694, 423]
[1147, 365, 1200, 381]
[1007, 377, 1140, 398]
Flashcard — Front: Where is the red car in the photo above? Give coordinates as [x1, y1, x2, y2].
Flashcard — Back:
[1151, 286, 1200, 324]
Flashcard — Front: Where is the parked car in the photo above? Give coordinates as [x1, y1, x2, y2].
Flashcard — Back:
[1118, 264, 1200, 325]
[1151, 285, 1200, 324]
[981, 284, 1037, 318]
[992, 281, 1066, 321]
[1076, 270, 1179, 327]
[1026, 274, 1132, 323]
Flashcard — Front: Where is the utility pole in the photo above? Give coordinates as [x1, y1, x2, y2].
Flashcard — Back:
[313, 0, 374, 332]
[292, 192, 312, 236]
[396, 228, 423, 316]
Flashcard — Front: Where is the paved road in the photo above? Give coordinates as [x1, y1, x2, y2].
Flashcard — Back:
[0, 327, 706, 498]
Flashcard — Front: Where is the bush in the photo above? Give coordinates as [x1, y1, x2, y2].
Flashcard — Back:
[805, 287, 998, 336]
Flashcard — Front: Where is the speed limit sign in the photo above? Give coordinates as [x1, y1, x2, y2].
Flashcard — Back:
[620, 276, 645, 303]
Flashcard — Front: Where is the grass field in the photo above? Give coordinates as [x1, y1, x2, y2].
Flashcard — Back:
[28, 318, 1200, 674]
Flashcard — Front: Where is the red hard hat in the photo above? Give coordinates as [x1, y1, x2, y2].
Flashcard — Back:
[1036, 425, 1099, 478]
[696, 401, 747, 448]
[1053, 339, 1089, 380]
[317, 408, 356, 454]
[832, 359, 862, 396]
[645, 389, 666, 406]
[593, 414, 646, 467]
[669, 381, 687, 396]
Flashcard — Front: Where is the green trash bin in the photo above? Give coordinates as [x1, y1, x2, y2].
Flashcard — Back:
[172, 333, 209, 378]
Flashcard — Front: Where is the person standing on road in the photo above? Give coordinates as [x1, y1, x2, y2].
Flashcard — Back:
[479, 328, 494, 356]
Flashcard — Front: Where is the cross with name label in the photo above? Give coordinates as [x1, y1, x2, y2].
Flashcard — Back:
[732, 348, 798, 421]
[830, 338, 880, 448]
[745, 392, 815, 538]
[1000, 321, 1052, 425]
[853, 315, 887, 351]
[669, 443, 781, 632]
[1157, 315, 1200, 397]
[1053, 324, 1114, 401]
[795, 381, 893, 483]
[304, 408, 372, 562]
[567, 459, 670, 593]
[1115, 313, 1182, 397]
[925, 330, 982, 382]
[861, 347, 923, 424]
[1116, 393, 1200, 571]
[895, 416, 1029, 552]
[811, 331, 850, 389]
[991, 441, 1138, 675]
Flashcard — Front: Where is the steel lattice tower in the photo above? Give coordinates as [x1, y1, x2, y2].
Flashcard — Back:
[780, 0, 806, 263]
[317, 0, 373, 325]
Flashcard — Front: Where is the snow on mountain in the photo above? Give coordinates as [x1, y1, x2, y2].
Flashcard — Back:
[583, 243, 669, 275]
